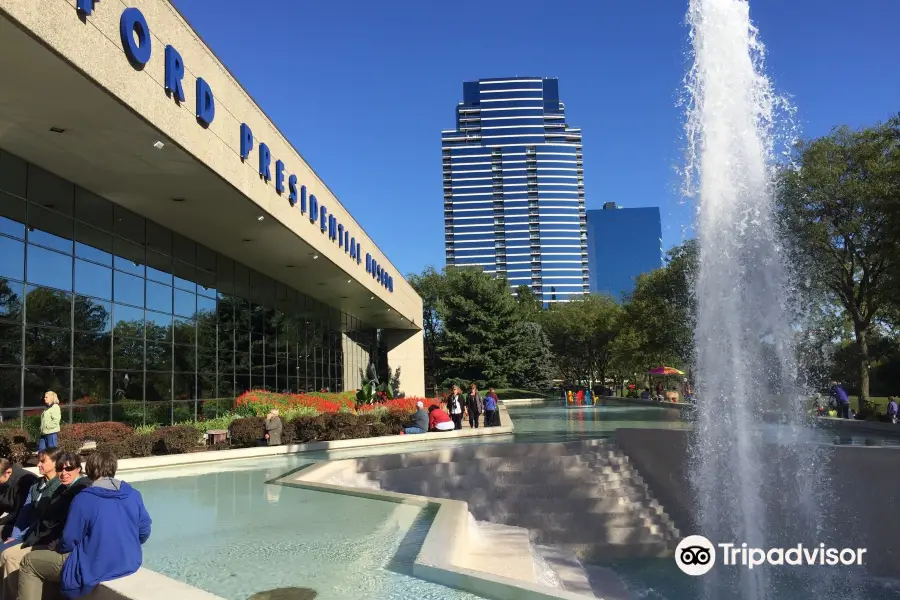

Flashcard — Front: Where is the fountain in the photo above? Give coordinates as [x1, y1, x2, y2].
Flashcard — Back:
[683, 0, 833, 598]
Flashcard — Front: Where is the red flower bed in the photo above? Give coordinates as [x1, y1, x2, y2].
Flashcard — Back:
[235, 390, 353, 415]
[236, 390, 443, 416]
[357, 397, 442, 413]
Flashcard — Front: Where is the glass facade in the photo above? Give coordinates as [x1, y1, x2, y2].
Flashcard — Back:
[442, 77, 590, 304]
[0, 149, 377, 425]
[586, 204, 663, 300]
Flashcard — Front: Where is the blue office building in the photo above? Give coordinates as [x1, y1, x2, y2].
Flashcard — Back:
[442, 77, 589, 304]
[587, 203, 663, 300]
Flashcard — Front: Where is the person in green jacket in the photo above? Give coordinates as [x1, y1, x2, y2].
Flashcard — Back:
[38, 392, 61, 452]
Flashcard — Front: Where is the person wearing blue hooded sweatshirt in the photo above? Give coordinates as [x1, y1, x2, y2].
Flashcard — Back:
[17, 452, 151, 600]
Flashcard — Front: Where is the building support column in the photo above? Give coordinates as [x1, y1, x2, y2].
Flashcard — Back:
[382, 329, 425, 398]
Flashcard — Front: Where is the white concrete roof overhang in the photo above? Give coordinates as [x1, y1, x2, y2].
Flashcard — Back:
[0, 12, 417, 332]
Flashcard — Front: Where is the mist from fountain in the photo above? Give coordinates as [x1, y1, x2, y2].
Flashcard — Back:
[682, 0, 837, 598]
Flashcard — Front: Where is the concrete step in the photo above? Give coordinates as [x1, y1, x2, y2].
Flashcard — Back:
[485, 508, 659, 531]
[529, 521, 666, 546]
[465, 492, 667, 518]
[532, 544, 599, 598]
[358, 455, 632, 480]
[477, 503, 677, 531]
[369, 465, 639, 488]
[558, 541, 676, 563]
[378, 475, 649, 500]
[352, 439, 617, 471]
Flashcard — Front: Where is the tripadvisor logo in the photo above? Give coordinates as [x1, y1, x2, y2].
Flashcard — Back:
[674, 535, 867, 575]
[675, 535, 716, 576]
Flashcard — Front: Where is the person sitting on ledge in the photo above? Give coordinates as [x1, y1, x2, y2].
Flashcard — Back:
[401, 401, 429, 435]
[428, 405, 455, 432]
[17, 452, 152, 600]
[0, 458, 38, 543]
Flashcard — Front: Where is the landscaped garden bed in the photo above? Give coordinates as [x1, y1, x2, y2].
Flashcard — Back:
[0, 390, 443, 463]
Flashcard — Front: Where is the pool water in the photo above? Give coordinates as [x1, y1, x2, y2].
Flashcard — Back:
[603, 558, 900, 600]
[133, 456, 485, 600]
[132, 401, 900, 600]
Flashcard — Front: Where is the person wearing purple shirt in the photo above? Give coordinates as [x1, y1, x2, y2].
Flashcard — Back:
[830, 381, 850, 419]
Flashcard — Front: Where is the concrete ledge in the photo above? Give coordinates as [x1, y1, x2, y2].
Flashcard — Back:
[63, 405, 513, 474]
[285, 460, 595, 600]
[598, 395, 693, 411]
[498, 398, 549, 405]
[93, 568, 226, 600]
[816, 416, 900, 436]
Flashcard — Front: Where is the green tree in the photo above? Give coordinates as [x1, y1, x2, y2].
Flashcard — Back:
[436, 268, 527, 388]
[514, 285, 542, 322]
[541, 294, 622, 386]
[512, 322, 554, 389]
[777, 118, 900, 406]
[613, 240, 697, 382]
[408, 267, 444, 395]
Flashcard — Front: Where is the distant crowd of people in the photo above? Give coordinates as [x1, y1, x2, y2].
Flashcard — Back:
[814, 381, 899, 423]
[0, 445, 151, 599]
[401, 384, 502, 435]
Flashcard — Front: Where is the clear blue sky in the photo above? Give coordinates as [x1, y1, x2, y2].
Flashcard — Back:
[171, 0, 900, 279]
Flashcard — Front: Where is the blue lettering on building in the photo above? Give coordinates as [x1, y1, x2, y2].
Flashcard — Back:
[309, 195, 318, 223]
[195, 78, 215, 126]
[119, 8, 152, 68]
[258, 143, 271, 181]
[164, 45, 185, 103]
[240, 123, 253, 161]
[275, 160, 285, 195]
[76, 0, 96, 16]
[288, 175, 298, 206]
[82, 5, 391, 294]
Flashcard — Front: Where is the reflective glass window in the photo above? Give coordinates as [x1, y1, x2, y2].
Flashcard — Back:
[0, 366, 21, 409]
[145, 281, 172, 315]
[0, 236, 24, 282]
[0, 322, 22, 366]
[28, 166, 74, 217]
[74, 188, 113, 231]
[146, 221, 172, 255]
[0, 193, 25, 239]
[74, 259, 112, 301]
[145, 310, 172, 343]
[74, 223, 113, 266]
[0, 152, 27, 199]
[113, 238, 144, 276]
[25, 325, 71, 367]
[113, 303, 144, 339]
[0, 280, 24, 323]
[113, 205, 144, 244]
[174, 289, 195, 318]
[26, 247, 73, 295]
[113, 271, 144, 308]
[26, 205, 72, 254]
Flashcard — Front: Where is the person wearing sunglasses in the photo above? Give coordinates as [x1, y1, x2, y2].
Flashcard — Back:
[0, 452, 89, 598]
[18, 452, 152, 600]
[0, 448, 62, 595]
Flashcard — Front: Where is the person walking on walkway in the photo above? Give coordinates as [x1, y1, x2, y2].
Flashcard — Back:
[483, 389, 499, 427]
[446, 385, 465, 430]
[466, 384, 483, 429]
[38, 392, 61, 452]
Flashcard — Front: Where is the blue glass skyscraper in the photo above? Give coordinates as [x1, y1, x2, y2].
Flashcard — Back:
[587, 203, 663, 300]
[442, 77, 589, 304]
